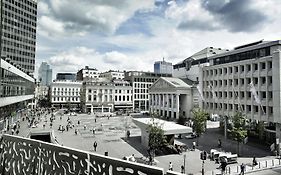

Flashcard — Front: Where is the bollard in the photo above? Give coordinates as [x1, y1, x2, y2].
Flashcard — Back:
[212, 170, 214, 175]
[266, 160, 267, 168]
[259, 162, 261, 169]
[279, 158, 281, 165]
[237, 165, 239, 173]
[252, 164, 254, 170]
[272, 159, 274, 166]
[228, 166, 231, 174]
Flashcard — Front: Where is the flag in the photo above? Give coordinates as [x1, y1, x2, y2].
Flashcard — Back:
[249, 82, 261, 105]
[208, 85, 218, 101]
[196, 85, 205, 102]
[249, 81, 266, 114]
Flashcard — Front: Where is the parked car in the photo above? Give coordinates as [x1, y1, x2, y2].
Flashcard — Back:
[184, 132, 197, 139]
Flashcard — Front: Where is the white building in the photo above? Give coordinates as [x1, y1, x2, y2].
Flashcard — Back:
[50, 80, 82, 108]
[173, 47, 228, 81]
[200, 40, 281, 143]
[81, 78, 133, 113]
[149, 77, 198, 119]
[99, 70, 125, 80]
[77, 66, 99, 81]
[154, 59, 173, 74]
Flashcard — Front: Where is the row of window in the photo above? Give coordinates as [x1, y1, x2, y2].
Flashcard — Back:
[87, 95, 132, 102]
[203, 76, 273, 87]
[53, 88, 80, 91]
[88, 89, 131, 94]
[53, 92, 79, 96]
[133, 78, 157, 83]
[204, 91, 273, 100]
[204, 103, 273, 114]
[53, 97, 79, 102]
[134, 83, 152, 88]
[205, 61, 272, 77]
[134, 94, 149, 99]
[213, 47, 271, 65]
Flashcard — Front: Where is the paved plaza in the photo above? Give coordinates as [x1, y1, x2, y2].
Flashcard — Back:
[8, 110, 280, 174]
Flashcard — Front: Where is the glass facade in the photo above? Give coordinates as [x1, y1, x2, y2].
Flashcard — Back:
[0, 67, 34, 97]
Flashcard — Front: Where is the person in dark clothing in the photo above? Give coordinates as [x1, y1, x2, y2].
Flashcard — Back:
[93, 141, 97, 151]
[240, 163, 245, 175]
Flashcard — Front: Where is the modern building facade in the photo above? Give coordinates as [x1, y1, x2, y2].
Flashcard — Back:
[200, 40, 281, 143]
[56, 73, 76, 81]
[0, 58, 35, 130]
[80, 78, 132, 113]
[173, 47, 228, 81]
[154, 59, 173, 74]
[99, 70, 124, 80]
[50, 80, 82, 109]
[38, 62, 52, 86]
[149, 77, 198, 119]
[76, 66, 99, 81]
[124, 71, 172, 111]
[0, 0, 38, 75]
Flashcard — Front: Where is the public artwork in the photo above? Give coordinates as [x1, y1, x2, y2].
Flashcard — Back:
[0, 135, 163, 175]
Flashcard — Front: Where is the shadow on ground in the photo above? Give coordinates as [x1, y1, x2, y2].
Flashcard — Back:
[177, 127, 271, 158]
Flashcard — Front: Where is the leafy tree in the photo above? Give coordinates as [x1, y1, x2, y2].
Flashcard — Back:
[231, 111, 247, 156]
[147, 118, 167, 158]
[192, 108, 208, 145]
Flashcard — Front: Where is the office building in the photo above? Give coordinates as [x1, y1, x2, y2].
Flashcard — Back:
[200, 40, 281, 143]
[154, 59, 173, 74]
[0, 58, 35, 130]
[56, 73, 76, 81]
[124, 71, 172, 111]
[173, 47, 228, 81]
[38, 62, 52, 86]
[0, 0, 38, 75]
[77, 66, 99, 81]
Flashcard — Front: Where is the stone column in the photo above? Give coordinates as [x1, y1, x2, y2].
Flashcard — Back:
[171, 94, 174, 118]
[176, 94, 180, 119]
[91, 104, 93, 113]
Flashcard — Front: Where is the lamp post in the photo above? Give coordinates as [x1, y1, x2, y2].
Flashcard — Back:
[183, 154, 186, 174]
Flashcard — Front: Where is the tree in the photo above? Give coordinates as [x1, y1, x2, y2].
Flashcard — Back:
[231, 111, 247, 156]
[177, 115, 187, 125]
[147, 118, 167, 158]
[192, 108, 208, 145]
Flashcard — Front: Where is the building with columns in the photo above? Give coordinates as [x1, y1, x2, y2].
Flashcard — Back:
[124, 71, 172, 112]
[200, 40, 281, 144]
[149, 77, 198, 119]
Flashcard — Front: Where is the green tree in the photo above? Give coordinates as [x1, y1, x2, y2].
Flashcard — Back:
[231, 111, 247, 156]
[147, 118, 167, 158]
[192, 108, 208, 145]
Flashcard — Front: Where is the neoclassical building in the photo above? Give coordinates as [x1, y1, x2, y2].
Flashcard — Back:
[149, 77, 198, 119]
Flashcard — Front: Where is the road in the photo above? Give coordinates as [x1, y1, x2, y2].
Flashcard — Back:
[247, 167, 281, 174]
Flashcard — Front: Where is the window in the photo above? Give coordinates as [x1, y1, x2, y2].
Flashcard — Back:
[261, 77, 266, 85]
[262, 92, 266, 99]
[268, 61, 272, 69]
[247, 64, 251, 72]
[261, 62, 266, 70]
[255, 106, 259, 113]
[88, 95, 91, 101]
[240, 65, 244, 72]
[254, 64, 258, 71]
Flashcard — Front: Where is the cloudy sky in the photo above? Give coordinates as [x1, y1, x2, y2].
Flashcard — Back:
[36, 0, 281, 78]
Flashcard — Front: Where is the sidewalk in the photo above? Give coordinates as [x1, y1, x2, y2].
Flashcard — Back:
[200, 158, 281, 175]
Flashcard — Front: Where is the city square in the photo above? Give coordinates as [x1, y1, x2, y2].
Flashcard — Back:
[1, 0, 281, 174]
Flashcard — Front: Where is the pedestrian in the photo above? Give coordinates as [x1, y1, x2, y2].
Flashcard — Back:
[253, 156, 258, 166]
[50, 122, 53, 128]
[218, 139, 222, 148]
[93, 141, 97, 151]
[75, 129, 78, 135]
[11, 128, 14, 135]
[127, 130, 130, 140]
[181, 165, 185, 173]
[43, 124, 45, 129]
[240, 163, 245, 175]
[16, 130, 19, 135]
[84, 125, 86, 130]
[78, 120, 80, 125]
[192, 141, 196, 150]
[169, 162, 173, 171]
[92, 128, 95, 135]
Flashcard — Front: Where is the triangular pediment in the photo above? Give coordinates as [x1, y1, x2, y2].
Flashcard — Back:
[150, 78, 175, 90]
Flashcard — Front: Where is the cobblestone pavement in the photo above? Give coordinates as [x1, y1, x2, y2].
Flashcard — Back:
[6, 110, 279, 174]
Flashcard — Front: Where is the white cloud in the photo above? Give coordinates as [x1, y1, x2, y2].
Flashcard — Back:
[38, 0, 154, 38]
[38, 1, 50, 15]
